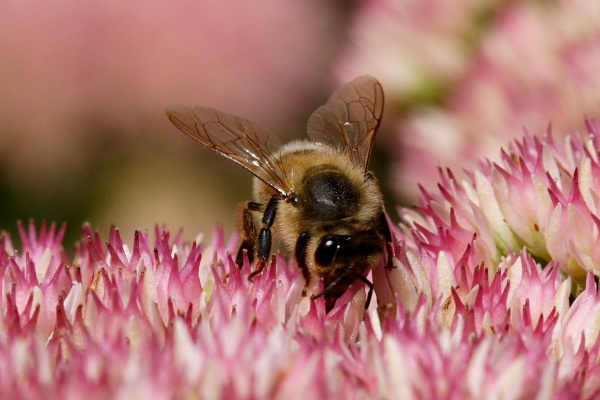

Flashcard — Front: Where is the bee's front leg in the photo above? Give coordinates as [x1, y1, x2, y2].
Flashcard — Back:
[248, 195, 279, 281]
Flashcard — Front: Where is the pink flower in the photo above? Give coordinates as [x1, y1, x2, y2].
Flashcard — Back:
[400, 123, 600, 289]
[4, 124, 600, 397]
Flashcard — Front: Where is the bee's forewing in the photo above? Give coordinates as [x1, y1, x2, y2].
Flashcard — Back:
[306, 75, 384, 171]
[166, 105, 293, 197]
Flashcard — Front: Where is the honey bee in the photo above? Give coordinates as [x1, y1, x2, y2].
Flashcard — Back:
[166, 75, 393, 311]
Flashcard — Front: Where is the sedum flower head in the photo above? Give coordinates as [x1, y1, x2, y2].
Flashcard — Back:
[401, 121, 600, 288]
[3, 124, 600, 397]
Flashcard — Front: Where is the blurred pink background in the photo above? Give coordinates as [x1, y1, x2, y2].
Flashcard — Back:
[2, 0, 600, 246]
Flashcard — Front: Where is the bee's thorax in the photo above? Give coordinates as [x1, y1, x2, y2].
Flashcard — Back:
[298, 164, 360, 221]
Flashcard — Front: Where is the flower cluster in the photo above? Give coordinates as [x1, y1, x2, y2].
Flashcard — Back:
[3, 124, 600, 398]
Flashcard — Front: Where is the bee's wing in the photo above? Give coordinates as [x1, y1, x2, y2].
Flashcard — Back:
[306, 75, 384, 171]
[165, 105, 293, 197]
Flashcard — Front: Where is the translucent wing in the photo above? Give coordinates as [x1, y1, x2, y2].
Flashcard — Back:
[307, 75, 384, 171]
[165, 105, 293, 197]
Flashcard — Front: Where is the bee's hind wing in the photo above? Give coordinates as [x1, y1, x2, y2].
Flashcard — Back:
[306, 75, 384, 171]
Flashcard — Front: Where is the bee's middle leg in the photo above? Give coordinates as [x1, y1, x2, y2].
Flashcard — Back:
[294, 232, 311, 296]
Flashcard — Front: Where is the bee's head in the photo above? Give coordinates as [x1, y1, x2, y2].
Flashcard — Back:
[314, 231, 384, 292]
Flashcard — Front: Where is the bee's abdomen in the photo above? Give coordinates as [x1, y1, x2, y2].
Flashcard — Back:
[300, 164, 360, 221]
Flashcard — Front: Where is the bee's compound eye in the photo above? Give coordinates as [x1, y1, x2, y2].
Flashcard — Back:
[315, 235, 339, 266]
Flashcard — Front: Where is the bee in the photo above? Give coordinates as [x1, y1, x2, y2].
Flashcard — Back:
[165, 75, 393, 311]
